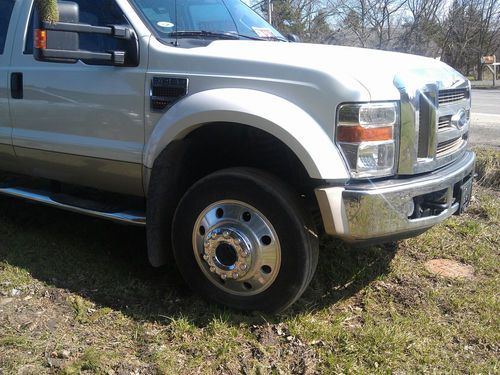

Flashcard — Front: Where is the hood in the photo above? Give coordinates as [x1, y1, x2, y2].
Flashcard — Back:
[193, 41, 467, 100]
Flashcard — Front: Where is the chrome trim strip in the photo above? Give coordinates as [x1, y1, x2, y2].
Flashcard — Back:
[397, 91, 418, 172]
[437, 127, 468, 143]
[0, 187, 146, 226]
[438, 100, 469, 115]
[418, 89, 438, 159]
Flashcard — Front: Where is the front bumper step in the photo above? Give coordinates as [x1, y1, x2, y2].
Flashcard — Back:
[315, 150, 476, 242]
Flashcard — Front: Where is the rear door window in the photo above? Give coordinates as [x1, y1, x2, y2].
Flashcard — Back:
[0, 0, 16, 54]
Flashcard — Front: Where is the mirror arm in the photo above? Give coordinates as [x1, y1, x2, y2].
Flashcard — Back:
[42, 21, 132, 39]
[41, 49, 126, 65]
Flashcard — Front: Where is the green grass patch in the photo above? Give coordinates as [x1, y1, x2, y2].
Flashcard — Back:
[0, 262, 32, 292]
[61, 348, 109, 375]
[0, 335, 30, 349]
[474, 147, 500, 189]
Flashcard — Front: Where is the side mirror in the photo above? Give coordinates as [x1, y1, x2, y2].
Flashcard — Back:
[286, 34, 300, 43]
[34, 0, 138, 66]
[34, 1, 79, 63]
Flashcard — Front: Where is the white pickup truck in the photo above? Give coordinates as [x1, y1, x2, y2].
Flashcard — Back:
[0, 0, 475, 311]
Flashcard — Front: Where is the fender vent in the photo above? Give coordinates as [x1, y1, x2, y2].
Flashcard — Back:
[150, 77, 188, 110]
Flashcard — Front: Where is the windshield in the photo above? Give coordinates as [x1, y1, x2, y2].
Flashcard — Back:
[131, 0, 286, 41]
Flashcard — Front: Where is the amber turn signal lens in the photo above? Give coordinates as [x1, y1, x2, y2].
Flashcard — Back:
[337, 125, 393, 143]
[35, 29, 47, 49]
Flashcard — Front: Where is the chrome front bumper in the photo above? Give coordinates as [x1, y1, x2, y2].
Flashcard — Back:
[315, 150, 475, 242]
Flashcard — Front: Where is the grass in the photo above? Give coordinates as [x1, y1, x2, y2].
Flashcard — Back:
[475, 148, 500, 189]
[0, 148, 498, 374]
[60, 349, 109, 375]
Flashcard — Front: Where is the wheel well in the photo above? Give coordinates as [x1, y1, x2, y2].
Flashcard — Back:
[146, 122, 322, 267]
[183, 123, 317, 194]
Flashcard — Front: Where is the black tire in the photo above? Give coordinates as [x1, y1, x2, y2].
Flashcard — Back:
[171, 167, 319, 312]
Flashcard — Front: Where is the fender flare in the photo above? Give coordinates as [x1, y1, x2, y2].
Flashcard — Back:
[143, 88, 349, 182]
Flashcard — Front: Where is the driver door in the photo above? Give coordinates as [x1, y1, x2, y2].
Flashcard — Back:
[9, 0, 146, 196]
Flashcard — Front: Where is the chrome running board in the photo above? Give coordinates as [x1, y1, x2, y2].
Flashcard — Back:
[0, 187, 146, 226]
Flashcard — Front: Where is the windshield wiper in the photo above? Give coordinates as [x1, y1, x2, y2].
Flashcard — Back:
[169, 30, 239, 39]
[169, 30, 283, 41]
[229, 32, 287, 41]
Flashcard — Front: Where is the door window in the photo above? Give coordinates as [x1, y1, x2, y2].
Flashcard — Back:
[0, 0, 16, 54]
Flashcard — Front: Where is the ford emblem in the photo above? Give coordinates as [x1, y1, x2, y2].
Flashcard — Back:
[451, 109, 467, 129]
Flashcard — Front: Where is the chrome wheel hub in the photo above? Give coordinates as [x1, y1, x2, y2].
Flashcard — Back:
[203, 227, 252, 280]
[192, 200, 281, 296]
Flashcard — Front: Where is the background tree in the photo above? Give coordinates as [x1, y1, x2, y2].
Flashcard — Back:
[473, 0, 500, 79]
[437, 0, 500, 78]
[397, 0, 443, 55]
[259, 0, 335, 41]
[335, 0, 372, 47]
[366, 0, 407, 49]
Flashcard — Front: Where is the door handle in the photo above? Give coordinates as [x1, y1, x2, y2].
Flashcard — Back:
[11, 72, 23, 99]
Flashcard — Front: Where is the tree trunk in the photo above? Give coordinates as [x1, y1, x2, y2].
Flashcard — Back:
[477, 56, 483, 81]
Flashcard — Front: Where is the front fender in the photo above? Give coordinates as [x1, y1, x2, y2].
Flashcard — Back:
[143, 88, 349, 181]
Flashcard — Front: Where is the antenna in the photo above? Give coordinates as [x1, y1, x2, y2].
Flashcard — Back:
[174, 0, 179, 46]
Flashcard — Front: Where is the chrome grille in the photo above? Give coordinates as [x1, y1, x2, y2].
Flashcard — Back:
[438, 115, 452, 130]
[438, 88, 469, 105]
[436, 136, 465, 157]
[395, 70, 470, 175]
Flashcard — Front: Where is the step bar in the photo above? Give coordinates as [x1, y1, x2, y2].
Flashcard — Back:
[0, 187, 146, 226]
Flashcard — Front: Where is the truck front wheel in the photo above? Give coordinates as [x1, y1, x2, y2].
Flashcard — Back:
[171, 168, 318, 312]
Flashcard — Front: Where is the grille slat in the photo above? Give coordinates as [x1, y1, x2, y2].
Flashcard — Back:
[436, 136, 464, 157]
[438, 115, 452, 130]
[438, 88, 469, 105]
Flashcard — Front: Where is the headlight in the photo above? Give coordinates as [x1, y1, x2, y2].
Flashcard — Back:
[336, 102, 399, 178]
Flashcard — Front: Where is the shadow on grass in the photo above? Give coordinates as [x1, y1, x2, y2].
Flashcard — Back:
[0, 196, 396, 326]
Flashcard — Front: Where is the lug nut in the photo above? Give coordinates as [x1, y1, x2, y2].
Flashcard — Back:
[223, 231, 229, 238]
[233, 273, 239, 279]
[210, 267, 216, 273]
[240, 264, 247, 271]
[203, 254, 209, 261]
[221, 274, 227, 280]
